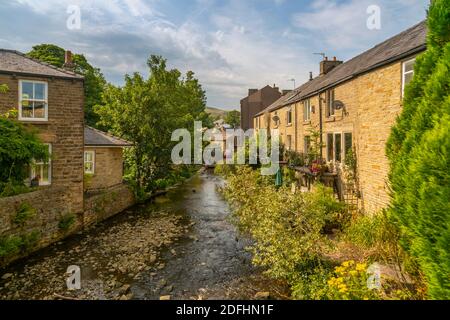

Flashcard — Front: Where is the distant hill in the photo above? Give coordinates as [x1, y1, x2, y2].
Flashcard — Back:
[205, 107, 229, 120]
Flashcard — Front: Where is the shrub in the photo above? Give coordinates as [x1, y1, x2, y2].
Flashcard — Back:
[58, 214, 76, 232]
[223, 166, 346, 286]
[0, 116, 48, 196]
[386, 0, 450, 299]
[326, 260, 380, 300]
[13, 202, 37, 226]
[0, 231, 40, 259]
[0, 235, 23, 258]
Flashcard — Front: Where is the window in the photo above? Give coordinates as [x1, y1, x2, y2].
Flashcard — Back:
[304, 136, 311, 154]
[286, 108, 293, 125]
[84, 151, 95, 174]
[327, 133, 334, 161]
[287, 135, 292, 150]
[30, 144, 51, 186]
[344, 132, 353, 158]
[334, 133, 342, 162]
[303, 99, 311, 122]
[327, 132, 353, 163]
[19, 80, 48, 121]
[402, 58, 415, 96]
[326, 89, 335, 117]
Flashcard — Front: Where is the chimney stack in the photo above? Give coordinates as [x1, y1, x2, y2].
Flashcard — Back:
[282, 90, 292, 96]
[320, 56, 342, 75]
[248, 89, 258, 96]
[63, 50, 75, 71]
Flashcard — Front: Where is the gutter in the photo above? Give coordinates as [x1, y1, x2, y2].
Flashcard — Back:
[0, 70, 84, 82]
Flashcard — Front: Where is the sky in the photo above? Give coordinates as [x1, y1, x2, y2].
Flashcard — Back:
[0, 0, 429, 110]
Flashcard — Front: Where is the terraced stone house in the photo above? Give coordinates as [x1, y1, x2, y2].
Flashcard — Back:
[253, 21, 427, 214]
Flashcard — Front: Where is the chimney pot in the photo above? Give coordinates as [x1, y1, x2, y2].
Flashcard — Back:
[320, 56, 342, 75]
[309, 72, 313, 81]
[63, 50, 75, 71]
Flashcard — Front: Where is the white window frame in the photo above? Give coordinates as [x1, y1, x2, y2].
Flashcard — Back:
[30, 143, 51, 186]
[326, 131, 353, 163]
[286, 107, 293, 125]
[286, 135, 292, 150]
[343, 132, 353, 159]
[84, 151, 95, 174]
[303, 99, 311, 122]
[402, 58, 416, 96]
[326, 132, 344, 163]
[18, 80, 48, 121]
[326, 89, 335, 117]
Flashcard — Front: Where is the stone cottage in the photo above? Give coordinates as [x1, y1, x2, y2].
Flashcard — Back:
[254, 21, 427, 214]
[0, 49, 134, 265]
[84, 126, 132, 192]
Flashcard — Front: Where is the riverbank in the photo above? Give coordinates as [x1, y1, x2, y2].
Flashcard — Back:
[0, 171, 289, 300]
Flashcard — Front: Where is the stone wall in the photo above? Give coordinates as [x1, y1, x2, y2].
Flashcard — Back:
[0, 187, 83, 266]
[84, 147, 124, 191]
[0, 184, 135, 267]
[83, 184, 135, 227]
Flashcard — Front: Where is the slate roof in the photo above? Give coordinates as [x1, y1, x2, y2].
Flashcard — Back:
[0, 49, 84, 80]
[256, 20, 427, 116]
[84, 126, 133, 147]
[255, 89, 299, 116]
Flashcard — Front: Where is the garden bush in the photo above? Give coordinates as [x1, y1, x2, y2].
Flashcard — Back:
[223, 166, 346, 287]
[386, 0, 450, 299]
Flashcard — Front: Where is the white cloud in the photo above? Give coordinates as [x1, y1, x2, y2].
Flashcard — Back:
[4, 0, 429, 108]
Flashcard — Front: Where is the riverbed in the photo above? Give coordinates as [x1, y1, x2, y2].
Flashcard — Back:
[0, 171, 288, 300]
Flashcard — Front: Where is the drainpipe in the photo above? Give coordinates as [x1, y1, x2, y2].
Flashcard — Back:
[294, 103, 298, 152]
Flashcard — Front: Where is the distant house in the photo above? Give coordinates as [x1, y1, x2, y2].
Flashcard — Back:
[240, 85, 284, 131]
[84, 126, 132, 191]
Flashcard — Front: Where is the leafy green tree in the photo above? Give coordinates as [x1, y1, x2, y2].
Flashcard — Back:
[225, 110, 241, 128]
[0, 86, 48, 196]
[27, 44, 106, 127]
[386, 0, 450, 299]
[96, 55, 210, 193]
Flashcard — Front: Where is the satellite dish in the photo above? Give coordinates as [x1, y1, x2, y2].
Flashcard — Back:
[333, 100, 345, 110]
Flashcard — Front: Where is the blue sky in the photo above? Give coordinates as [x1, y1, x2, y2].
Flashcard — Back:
[0, 0, 429, 109]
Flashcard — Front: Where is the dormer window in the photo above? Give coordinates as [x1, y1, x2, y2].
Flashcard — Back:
[19, 80, 48, 121]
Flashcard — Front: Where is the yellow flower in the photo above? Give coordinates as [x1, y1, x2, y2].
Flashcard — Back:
[339, 286, 348, 294]
[356, 263, 367, 272]
[349, 270, 358, 276]
[363, 297, 369, 300]
[335, 266, 345, 274]
[342, 260, 355, 268]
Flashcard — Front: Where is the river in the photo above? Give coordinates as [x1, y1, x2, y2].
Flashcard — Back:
[0, 171, 288, 300]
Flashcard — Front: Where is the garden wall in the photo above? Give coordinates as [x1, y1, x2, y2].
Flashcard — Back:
[83, 184, 135, 227]
[0, 184, 135, 267]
